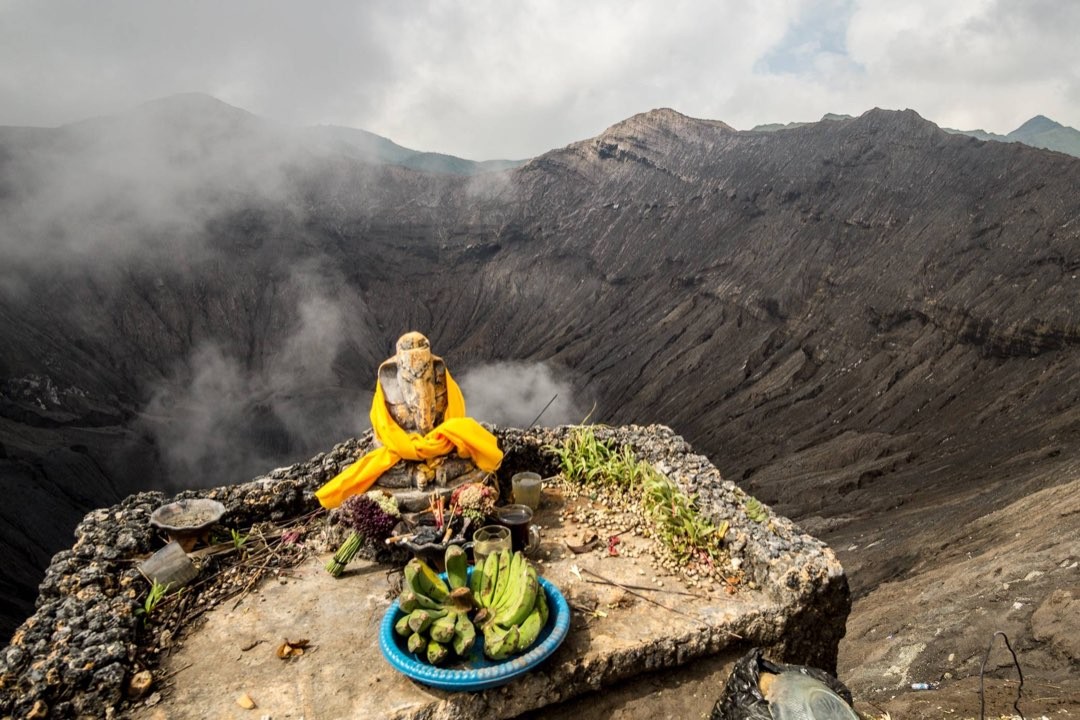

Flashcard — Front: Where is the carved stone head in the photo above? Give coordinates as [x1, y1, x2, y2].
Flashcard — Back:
[378, 332, 448, 434]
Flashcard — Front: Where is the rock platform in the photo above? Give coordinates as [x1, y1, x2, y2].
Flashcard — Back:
[1, 425, 849, 719]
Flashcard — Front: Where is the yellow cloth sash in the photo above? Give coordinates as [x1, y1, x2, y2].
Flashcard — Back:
[315, 370, 502, 509]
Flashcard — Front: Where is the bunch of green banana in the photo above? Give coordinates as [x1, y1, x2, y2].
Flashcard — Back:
[471, 548, 549, 661]
[394, 547, 478, 665]
[394, 545, 550, 666]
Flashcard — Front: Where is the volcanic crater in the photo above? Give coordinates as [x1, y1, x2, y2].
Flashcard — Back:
[2, 97, 1079, 716]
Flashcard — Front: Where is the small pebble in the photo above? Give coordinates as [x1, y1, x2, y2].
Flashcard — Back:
[126, 670, 153, 699]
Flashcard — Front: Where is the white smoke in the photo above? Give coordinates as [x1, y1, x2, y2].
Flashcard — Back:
[141, 285, 373, 488]
[456, 361, 585, 428]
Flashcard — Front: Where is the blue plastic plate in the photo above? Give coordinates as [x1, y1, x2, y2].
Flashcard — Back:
[379, 572, 571, 691]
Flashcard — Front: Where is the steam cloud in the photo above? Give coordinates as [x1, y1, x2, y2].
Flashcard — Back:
[457, 361, 585, 428]
[0, 94, 551, 491]
[145, 355, 583, 488]
[0, 95, 309, 280]
[142, 289, 372, 489]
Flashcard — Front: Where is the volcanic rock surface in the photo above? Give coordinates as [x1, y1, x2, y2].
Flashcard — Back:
[2, 96, 1080, 713]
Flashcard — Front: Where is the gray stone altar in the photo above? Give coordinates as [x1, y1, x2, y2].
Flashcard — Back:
[0, 425, 849, 719]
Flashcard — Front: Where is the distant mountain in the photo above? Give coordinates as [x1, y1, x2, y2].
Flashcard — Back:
[304, 125, 523, 175]
[1006, 114, 1080, 156]
[942, 126, 1007, 142]
[944, 114, 1080, 158]
[41, 92, 524, 176]
[755, 110, 1080, 159]
[750, 113, 852, 132]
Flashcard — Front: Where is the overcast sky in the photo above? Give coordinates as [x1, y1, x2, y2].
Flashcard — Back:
[1, 0, 1078, 159]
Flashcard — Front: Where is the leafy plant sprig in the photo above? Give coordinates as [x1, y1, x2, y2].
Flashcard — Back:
[230, 528, 249, 552]
[549, 426, 649, 489]
[744, 497, 768, 523]
[136, 580, 175, 626]
[641, 470, 729, 564]
[549, 426, 729, 566]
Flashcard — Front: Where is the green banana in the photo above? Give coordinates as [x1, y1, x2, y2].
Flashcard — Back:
[394, 613, 413, 637]
[426, 638, 449, 665]
[452, 612, 476, 656]
[537, 585, 549, 627]
[479, 550, 500, 607]
[490, 549, 516, 611]
[494, 563, 538, 628]
[404, 558, 450, 602]
[483, 623, 520, 661]
[445, 544, 468, 590]
[406, 608, 428, 633]
[407, 631, 426, 655]
[495, 551, 523, 613]
[469, 552, 485, 598]
[515, 604, 544, 651]
[398, 589, 442, 613]
[490, 553, 521, 616]
[429, 611, 458, 644]
[407, 607, 447, 634]
[398, 591, 418, 614]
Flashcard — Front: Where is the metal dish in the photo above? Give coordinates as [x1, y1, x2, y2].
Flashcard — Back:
[379, 572, 570, 691]
[150, 498, 226, 550]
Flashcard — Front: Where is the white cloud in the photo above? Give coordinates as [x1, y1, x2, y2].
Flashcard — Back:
[845, 0, 1080, 132]
[0, 0, 1077, 157]
[357, 0, 796, 157]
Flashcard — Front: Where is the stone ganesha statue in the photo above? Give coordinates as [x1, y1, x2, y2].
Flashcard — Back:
[376, 332, 484, 492]
[315, 331, 503, 511]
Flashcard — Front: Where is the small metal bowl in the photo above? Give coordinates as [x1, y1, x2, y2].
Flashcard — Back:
[150, 498, 226, 551]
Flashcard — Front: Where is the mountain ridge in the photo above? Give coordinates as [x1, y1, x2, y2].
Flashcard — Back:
[0, 92, 525, 177]
[753, 108, 1080, 158]
[945, 112, 1080, 157]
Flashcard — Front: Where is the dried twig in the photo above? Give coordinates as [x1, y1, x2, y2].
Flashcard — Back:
[584, 577, 698, 597]
[231, 549, 285, 610]
[578, 567, 740, 637]
[568, 601, 605, 618]
[161, 661, 192, 680]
